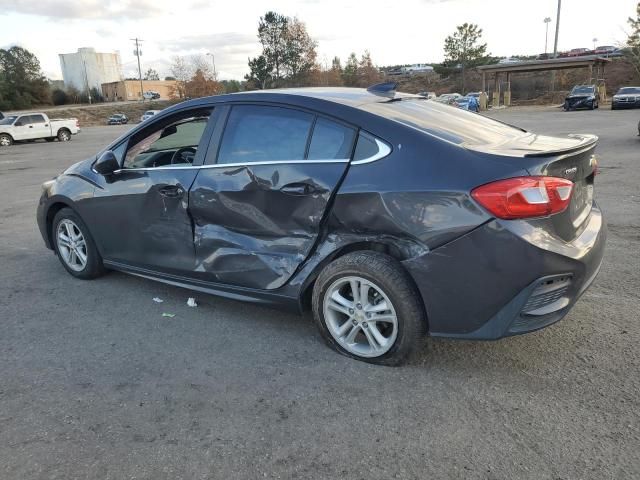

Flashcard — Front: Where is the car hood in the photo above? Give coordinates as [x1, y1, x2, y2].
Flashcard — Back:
[566, 94, 594, 100]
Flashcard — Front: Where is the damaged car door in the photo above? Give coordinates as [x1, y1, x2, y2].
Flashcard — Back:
[87, 107, 215, 273]
[188, 104, 356, 290]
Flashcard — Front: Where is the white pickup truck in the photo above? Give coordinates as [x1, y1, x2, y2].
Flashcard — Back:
[0, 113, 80, 147]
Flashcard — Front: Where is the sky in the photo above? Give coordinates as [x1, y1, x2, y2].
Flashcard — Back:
[1, 0, 637, 81]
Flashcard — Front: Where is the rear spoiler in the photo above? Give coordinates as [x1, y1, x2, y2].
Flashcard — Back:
[524, 134, 598, 157]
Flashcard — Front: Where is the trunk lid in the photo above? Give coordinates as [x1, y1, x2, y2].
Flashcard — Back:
[485, 134, 598, 241]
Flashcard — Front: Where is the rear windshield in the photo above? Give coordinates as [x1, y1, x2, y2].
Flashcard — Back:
[617, 87, 640, 94]
[359, 99, 524, 146]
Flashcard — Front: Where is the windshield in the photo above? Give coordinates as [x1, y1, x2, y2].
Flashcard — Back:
[0, 115, 17, 125]
[145, 111, 155, 116]
[617, 87, 640, 95]
[360, 98, 524, 146]
[571, 86, 595, 95]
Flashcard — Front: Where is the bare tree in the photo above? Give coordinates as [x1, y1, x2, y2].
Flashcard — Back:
[169, 56, 192, 99]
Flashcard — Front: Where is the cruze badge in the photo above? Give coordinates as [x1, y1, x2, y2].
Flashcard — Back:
[564, 166, 578, 177]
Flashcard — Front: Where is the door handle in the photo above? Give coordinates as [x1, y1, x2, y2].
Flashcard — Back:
[159, 185, 184, 198]
[280, 182, 319, 196]
[29, 125, 33, 128]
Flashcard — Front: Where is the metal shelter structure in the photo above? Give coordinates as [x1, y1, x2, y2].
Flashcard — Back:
[476, 55, 611, 108]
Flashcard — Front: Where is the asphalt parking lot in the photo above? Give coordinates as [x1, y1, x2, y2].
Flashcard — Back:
[1, 107, 639, 479]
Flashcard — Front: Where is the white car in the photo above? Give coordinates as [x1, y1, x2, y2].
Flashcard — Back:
[143, 91, 161, 100]
[0, 113, 79, 147]
[140, 110, 161, 122]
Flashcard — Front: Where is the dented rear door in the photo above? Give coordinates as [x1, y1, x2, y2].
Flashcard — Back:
[188, 104, 355, 290]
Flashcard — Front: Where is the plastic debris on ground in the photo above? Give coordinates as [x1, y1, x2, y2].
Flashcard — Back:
[187, 297, 198, 308]
[152, 297, 164, 303]
[162, 313, 175, 318]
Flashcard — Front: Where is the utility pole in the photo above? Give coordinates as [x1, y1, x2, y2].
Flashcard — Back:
[544, 17, 552, 54]
[551, 0, 562, 93]
[592, 37, 598, 50]
[131, 38, 144, 101]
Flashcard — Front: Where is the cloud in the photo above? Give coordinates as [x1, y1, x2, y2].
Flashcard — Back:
[2, 0, 165, 19]
[161, 32, 258, 53]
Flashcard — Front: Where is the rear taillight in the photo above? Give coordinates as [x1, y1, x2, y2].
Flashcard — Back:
[471, 176, 573, 219]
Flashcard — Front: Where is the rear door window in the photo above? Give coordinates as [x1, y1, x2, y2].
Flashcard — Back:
[217, 105, 313, 164]
[307, 118, 356, 160]
[29, 115, 46, 124]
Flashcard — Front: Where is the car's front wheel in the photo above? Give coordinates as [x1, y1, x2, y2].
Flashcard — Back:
[0, 133, 13, 146]
[52, 208, 105, 279]
[312, 252, 426, 365]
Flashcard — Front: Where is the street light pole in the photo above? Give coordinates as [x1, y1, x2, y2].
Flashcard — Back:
[206, 52, 217, 80]
[551, 0, 562, 92]
[592, 37, 598, 50]
[544, 17, 552, 54]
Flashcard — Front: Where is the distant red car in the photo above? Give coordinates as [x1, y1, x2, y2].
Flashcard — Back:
[567, 48, 591, 57]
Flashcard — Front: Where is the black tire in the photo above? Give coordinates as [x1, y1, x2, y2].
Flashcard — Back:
[45, 137, 55, 142]
[0, 133, 13, 146]
[589, 101, 595, 110]
[52, 208, 105, 280]
[611, 105, 616, 110]
[563, 102, 569, 111]
[312, 251, 427, 366]
[57, 129, 71, 142]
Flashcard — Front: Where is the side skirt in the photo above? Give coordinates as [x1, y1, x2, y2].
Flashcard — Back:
[103, 260, 301, 312]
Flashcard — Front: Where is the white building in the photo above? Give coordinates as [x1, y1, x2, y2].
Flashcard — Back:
[59, 47, 122, 92]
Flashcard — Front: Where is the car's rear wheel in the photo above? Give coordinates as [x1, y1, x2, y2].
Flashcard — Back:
[57, 129, 71, 142]
[0, 133, 13, 146]
[312, 252, 426, 366]
[52, 208, 105, 279]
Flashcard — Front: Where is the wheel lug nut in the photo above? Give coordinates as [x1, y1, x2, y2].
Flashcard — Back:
[362, 322, 368, 328]
[348, 308, 354, 314]
[352, 319, 358, 325]
[366, 313, 371, 318]
[356, 303, 362, 310]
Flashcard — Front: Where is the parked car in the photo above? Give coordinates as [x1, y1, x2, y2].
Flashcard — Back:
[564, 85, 599, 111]
[498, 57, 522, 64]
[143, 91, 161, 100]
[107, 113, 129, 125]
[417, 91, 437, 100]
[594, 45, 616, 55]
[403, 64, 434, 75]
[36, 86, 606, 365]
[140, 110, 160, 122]
[567, 48, 590, 57]
[611, 87, 640, 110]
[434, 93, 463, 105]
[0, 112, 4, 120]
[0, 113, 79, 147]
[455, 95, 480, 112]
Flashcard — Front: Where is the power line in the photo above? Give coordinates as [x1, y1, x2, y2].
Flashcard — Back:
[131, 38, 144, 101]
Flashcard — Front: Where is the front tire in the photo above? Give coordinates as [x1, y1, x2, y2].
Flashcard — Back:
[52, 208, 105, 279]
[312, 252, 426, 366]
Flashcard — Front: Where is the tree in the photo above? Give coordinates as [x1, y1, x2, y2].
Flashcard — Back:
[342, 52, 359, 86]
[326, 56, 343, 86]
[283, 17, 317, 84]
[245, 55, 272, 89]
[357, 50, 382, 86]
[258, 11, 289, 85]
[185, 69, 221, 98]
[51, 89, 68, 106]
[627, 2, 640, 77]
[0, 46, 50, 110]
[168, 56, 191, 99]
[443, 23, 488, 92]
[144, 68, 159, 80]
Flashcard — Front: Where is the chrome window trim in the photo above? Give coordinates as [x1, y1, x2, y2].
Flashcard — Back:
[110, 159, 350, 173]
[351, 137, 392, 165]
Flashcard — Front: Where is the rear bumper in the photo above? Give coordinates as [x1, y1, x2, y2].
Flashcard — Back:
[402, 203, 606, 339]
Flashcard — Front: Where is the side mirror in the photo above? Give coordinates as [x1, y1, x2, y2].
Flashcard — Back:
[94, 150, 120, 175]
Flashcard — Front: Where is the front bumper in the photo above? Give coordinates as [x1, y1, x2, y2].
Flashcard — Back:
[402, 204, 606, 339]
[612, 99, 640, 109]
[565, 97, 595, 109]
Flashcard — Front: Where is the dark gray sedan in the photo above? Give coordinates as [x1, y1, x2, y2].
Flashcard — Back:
[37, 86, 606, 365]
[611, 86, 640, 110]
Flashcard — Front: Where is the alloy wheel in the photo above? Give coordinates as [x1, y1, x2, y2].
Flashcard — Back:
[323, 276, 398, 358]
[56, 219, 88, 272]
